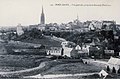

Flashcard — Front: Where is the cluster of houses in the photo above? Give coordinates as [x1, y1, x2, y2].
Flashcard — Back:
[46, 37, 119, 59]
[46, 41, 89, 58]
[26, 20, 120, 33]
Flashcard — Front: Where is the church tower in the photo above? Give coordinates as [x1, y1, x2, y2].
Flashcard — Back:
[40, 6, 45, 24]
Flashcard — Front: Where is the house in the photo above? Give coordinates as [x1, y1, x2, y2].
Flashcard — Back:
[108, 57, 120, 73]
[61, 41, 69, 47]
[83, 44, 90, 55]
[46, 47, 63, 56]
[46, 46, 73, 57]
[61, 41, 75, 57]
[98, 70, 108, 78]
[63, 47, 73, 57]
[75, 45, 81, 50]
[71, 45, 89, 58]
[16, 24, 24, 36]
[89, 23, 96, 31]
[47, 41, 74, 57]
[38, 25, 46, 31]
[103, 47, 115, 58]
[104, 49, 114, 55]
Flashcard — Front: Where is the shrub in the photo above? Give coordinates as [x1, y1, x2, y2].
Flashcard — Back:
[112, 67, 116, 73]
[107, 66, 110, 72]
[118, 68, 120, 74]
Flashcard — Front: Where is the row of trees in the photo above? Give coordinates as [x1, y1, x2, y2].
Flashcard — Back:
[107, 66, 120, 74]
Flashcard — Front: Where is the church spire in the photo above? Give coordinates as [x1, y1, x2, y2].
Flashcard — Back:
[41, 6, 45, 24]
[42, 6, 44, 14]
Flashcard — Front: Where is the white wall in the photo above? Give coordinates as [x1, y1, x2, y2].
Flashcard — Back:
[63, 47, 73, 57]
[47, 50, 62, 56]
[17, 24, 24, 36]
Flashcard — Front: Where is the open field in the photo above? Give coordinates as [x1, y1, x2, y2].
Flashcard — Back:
[0, 55, 50, 72]
[0, 58, 103, 78]
[42, 61, 102, 75]
[0, 56, 120, 79]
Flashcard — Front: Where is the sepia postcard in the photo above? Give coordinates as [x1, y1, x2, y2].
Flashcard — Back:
[0, 0, 120, 79]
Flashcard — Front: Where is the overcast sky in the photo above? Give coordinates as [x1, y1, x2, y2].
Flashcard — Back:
[0, 0, 120, 26]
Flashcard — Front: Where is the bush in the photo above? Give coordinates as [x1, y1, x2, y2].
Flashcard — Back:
[85, 62, 87, 64]
[112, 67, 116, 73]
[107, 66, 110, 72]
[118, 68, 120, 74]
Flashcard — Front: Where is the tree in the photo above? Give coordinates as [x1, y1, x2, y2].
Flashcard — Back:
[85, 62, 87, 64]
[112, 67, 116, 73]
[106, 66, 110, 72]
[118, 68, 120, 74]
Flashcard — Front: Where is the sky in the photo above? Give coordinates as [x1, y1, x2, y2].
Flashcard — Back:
[0, 0, 120, 26]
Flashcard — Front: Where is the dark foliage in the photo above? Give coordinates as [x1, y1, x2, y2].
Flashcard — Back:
[112, 67, 116, 73]
[107, 66, 110, 72]
[15, 28, 44, 41]
[118, 68, 120, 74]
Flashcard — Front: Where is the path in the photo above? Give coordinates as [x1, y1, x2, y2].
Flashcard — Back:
[24, 72, 98, 79]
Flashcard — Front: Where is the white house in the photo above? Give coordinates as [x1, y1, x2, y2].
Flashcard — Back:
[61, 41, 69, 47]
[75, 45, 81, 50]
[98, 70, 108, 78]
[16, 24, 24, 36]
[108, 57, 120, 72]
[61, 41, 74, 57]
[83, 45, 90, 54]
[104, 50, 114, 54]
[89, 23, 95, 31]
[71, 45, 89, 58]
[47, 41, 75, 57]
[63, 47, 73, 57]
[47, 46, 73, 57]
[47, 47, 63, 56]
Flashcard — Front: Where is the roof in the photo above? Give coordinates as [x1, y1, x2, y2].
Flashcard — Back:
[108, 57, 120, 65]
[75, 45, 81, 50]
[47, 47, 62, 50]
[99, 70, 108, 77]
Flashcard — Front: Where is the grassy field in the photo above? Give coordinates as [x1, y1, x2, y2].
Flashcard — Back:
[0, 58, 119, 79]
[0, 55, 49, 72]
[42, 61, 102, 75]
